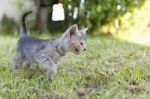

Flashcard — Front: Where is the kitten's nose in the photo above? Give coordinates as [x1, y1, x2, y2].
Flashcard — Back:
[84, 48, 86, 51]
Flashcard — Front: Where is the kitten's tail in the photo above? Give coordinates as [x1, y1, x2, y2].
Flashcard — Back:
[20, 11, 32, 37]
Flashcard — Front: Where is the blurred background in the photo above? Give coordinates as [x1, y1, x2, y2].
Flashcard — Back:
[0, 0, 150, 45]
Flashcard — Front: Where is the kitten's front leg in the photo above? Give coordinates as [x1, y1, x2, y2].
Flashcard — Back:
[35, 54, 57, 80]
[46, 63, 57, 80]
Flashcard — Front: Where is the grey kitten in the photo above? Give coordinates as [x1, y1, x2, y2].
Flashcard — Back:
[13, 11, 88, 79]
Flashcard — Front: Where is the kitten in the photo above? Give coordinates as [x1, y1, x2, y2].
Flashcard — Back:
[13, 11, 88, 79]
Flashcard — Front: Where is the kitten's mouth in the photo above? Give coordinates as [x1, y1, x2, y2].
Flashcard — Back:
[75, 48, 80, 55]
[75, 48, 78, 52]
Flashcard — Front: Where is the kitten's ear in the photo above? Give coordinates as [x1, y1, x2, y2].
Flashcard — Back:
[64, 24, 78, 37]
[80, 28, 88, 35]
[69, 24, 78, 36]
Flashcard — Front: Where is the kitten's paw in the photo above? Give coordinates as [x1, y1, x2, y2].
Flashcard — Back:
[47, 74, 53, 81]
[12, 66, 19, 73]
[13, 65, 18, 70]
[46, 71, 55, 81]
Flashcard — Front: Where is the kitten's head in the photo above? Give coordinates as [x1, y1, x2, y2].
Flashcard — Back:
[63, 24, 88, 55]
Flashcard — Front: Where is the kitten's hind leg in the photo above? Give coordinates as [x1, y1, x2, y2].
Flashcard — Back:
[25, 62, 37, 70]
[25, 62, 31, 68]
[13, 52, 24, 70]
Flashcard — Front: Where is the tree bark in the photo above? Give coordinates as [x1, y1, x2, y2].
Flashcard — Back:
[34, 0, 48, 33]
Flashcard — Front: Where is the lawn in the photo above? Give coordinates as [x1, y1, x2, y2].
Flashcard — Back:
[0, 35, 150, 99]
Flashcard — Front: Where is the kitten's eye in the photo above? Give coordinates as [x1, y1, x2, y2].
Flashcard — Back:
[80, 42, 83, 45]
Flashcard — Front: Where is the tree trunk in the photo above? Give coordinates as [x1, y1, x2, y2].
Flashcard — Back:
[34, 0, 48, 33]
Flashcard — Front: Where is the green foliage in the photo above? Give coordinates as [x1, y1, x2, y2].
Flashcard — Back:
[0, 35, 150, 98]
[0, 0, 147, 34]
[64, 0, 146, 32]
[100, 0, 150, 45]
[39, 0, 147, 33]
[0, 15, 19, 35]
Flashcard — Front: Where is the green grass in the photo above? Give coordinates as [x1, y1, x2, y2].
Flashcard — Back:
[0, 35, 150, 99]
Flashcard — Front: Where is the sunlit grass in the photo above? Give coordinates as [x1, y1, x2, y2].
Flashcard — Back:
[0, 35, 150, 98]
[116, 0, 150, 45]
[101, 0, 150, 46]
